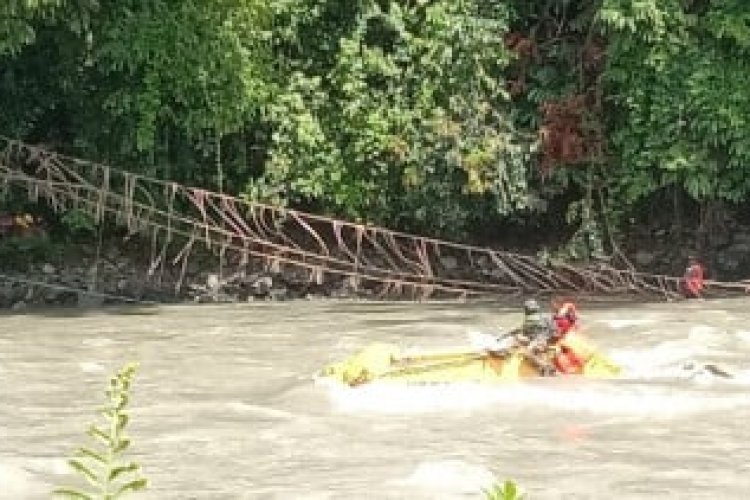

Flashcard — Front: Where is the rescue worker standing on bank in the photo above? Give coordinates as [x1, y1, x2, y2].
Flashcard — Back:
[681, 255, 705, 299]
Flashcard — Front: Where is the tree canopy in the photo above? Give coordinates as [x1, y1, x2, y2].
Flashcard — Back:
[2, 0, 749, 254]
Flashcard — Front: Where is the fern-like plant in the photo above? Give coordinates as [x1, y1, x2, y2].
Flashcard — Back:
[484, 479, 525, 500]
[55, 362, 148, 499]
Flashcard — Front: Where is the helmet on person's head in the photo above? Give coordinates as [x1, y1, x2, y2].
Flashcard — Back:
[523, 299, 540, 314]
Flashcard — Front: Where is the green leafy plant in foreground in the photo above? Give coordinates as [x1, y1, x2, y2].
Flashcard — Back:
[485, 479, 525, 500]
[55, 363, 148, 499]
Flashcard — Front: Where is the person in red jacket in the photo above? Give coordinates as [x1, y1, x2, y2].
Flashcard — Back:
[550, 299, 584, 374]
[681, 255, 705, 299]
[552, 299, 578, 338]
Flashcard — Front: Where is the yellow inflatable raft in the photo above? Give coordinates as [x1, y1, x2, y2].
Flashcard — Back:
[318, 332, 620, 386]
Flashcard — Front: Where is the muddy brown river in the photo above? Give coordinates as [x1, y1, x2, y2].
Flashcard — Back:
[1, 298, 749, 499]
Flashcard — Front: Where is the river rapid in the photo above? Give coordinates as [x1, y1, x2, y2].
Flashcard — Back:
[1, 298, 749, 499]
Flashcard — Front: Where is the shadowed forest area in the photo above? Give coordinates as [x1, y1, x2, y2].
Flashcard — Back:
[2, 0, 750, 281]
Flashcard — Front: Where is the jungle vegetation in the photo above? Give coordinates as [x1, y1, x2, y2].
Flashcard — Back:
[2, 0, 749, 258]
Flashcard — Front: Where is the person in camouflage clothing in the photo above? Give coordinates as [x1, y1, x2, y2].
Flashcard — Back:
[513, 299, 558, 376]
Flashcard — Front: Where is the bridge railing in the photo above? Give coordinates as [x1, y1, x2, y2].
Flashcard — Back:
[0, 136, 699, 299]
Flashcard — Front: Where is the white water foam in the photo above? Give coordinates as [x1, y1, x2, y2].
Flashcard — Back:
[0, 459, 68, 499]
[603, 318, 658, 329]
[224, 401, 296, 420]
[78, 361, 106, 373]
[728, 369, 750, 386]
[322, 378, 750, 417]
[685, 324, 726, 345]
[608, 323, 746, 386]
[609, 336, 707, 378]
[319, 323, 749, 417]
[392, 459, 496, 496]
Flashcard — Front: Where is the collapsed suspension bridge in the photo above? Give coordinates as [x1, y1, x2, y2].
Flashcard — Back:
[0, 136, 741, 301]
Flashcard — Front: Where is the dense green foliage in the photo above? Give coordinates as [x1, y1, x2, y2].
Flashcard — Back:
[601, 0, 750, 205]
[2, 0, 749, 251]
[258, 0, 534, 235]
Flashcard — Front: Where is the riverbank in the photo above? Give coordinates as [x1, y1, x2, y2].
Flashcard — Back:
[3, 217, 750, 310]
[0, 237, 355, 310]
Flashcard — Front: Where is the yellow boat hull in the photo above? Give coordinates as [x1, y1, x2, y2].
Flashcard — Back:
[318, 340, 621, 387]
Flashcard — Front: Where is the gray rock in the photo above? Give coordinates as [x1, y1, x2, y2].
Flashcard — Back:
[44, 289, 64, 303]
[269, 287, 288, 301]
[342, 275, 360, 292]
[206, 273, 221, 291]
[251, 276, 273, 296]
[11, 301, 26, 311]
[0, 283, 12, 302]
[78, 293, 104, 307]
[42, 263, 56, 275]
[440, 256, 459, 271]
[488, 268, 507, 280]
[476, 255, 490, 269]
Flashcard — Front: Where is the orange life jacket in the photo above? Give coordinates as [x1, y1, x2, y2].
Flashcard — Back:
[553, 302, 578, 336]
[554, 349, 584, 374]
[683, 263, 705, 297]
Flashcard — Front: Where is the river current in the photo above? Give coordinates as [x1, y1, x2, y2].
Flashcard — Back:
[1, 298, 749, 499]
